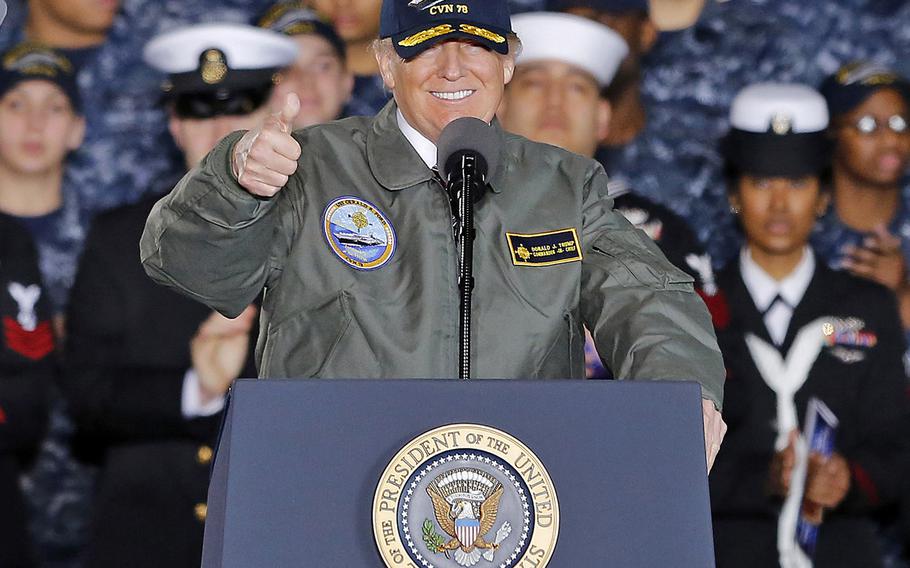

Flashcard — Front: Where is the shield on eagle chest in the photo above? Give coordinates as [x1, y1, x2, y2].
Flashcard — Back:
[456, 517, 480, 548]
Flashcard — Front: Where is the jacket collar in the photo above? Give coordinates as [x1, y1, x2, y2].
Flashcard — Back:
[366, 99, 508, 193]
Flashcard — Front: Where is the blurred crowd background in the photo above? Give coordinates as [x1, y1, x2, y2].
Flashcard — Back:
[1, 0, 910, 567]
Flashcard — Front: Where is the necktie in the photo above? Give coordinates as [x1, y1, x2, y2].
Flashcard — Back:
[761, 294, 792, 317]
[762, 294, 794, 346]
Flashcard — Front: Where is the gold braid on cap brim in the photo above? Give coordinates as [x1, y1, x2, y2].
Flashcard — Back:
[457, 24, 505, 44]
[398, 23, 505, 47]
[398, 24, 455, 47]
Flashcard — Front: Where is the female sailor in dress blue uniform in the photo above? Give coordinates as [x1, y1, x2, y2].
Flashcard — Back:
[709, 83, 908, 568]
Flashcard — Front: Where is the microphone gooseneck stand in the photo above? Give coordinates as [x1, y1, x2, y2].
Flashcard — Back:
[454, 154, 478, 381]
[437, 116, 496, 382]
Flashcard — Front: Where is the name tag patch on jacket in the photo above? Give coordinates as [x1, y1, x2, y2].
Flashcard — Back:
[506, 228, 582, 267]
[323, 196, 397, 271]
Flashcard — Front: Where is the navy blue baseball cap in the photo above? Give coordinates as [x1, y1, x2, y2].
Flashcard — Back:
[0, 43, 82, 113]
[380, 0, 513, 60]
[258, 2, 347, 63]
[820, 61, 910, 119]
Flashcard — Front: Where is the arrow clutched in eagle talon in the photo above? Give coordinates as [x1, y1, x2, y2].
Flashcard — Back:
[482, 522, 512, 562]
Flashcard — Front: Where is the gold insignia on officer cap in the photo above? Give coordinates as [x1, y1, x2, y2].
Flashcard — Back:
[200, 48, 228, 85]
[770, 112, 793, 135]
[142, 23, 298, 88]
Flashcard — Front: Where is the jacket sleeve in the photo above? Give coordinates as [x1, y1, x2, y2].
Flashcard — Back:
[837, 291, 909, 513]
[0, 232, 52, 454]
[140, 131, 299, 318]
[578, 164, 725, 409]
[65, 218, 220, 449]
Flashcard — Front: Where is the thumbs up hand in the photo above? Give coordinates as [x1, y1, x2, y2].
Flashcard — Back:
[231, 93, 302, 198]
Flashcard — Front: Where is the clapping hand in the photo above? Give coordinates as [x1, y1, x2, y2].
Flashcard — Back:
[842, 224, 906, 291]
[191, 304, 258, 403]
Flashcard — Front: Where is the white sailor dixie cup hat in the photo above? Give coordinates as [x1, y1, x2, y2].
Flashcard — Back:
[510, 11, 628, 88]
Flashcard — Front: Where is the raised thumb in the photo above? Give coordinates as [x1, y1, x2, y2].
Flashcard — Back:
[277, 92, 300, 132]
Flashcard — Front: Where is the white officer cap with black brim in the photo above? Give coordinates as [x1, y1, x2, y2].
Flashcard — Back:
[722, 83, 831, 178]
[511, 12, 628, 88]
[143, 23, 298, 118]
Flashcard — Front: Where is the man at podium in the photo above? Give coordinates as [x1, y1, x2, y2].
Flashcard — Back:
[140, 0, 726, 469]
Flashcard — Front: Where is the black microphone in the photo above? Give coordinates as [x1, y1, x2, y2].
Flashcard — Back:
[437, 117, 501, 207]
[435, 117, 501, 381]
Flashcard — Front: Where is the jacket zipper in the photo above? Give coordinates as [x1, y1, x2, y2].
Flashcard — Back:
[432, 174, 462, 377]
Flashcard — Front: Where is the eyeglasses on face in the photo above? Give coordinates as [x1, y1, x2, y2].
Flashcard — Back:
[849, 114, 909, 135]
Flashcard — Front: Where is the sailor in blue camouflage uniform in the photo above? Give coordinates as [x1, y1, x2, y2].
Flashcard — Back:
[311, 0, 391, 117]
[0, 214, 53, 568]
[809, 60, 910, 567]
[0, 2, 280, 566]
[811, 62, 910, 330]
[0, 43, 86, 319]
[0, 42, 91, 567]
[0, 0, 282, 214]
[343, 68, 388, 117]
[257, 2, 353, 129]
[548, 0, 910, 271]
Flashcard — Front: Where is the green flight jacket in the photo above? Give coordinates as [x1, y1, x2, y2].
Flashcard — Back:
[140, 101, 724, 408]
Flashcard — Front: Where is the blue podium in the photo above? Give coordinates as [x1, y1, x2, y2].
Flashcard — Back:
[202, 379, 715, 567]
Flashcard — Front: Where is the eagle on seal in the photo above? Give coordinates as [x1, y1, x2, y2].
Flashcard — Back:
[427, 469, 505, 567]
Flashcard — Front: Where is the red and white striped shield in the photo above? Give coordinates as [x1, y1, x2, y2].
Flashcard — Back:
[455, 518, 481, 548]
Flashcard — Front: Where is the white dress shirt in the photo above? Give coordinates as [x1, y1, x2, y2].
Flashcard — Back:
[181, 369, 226, 418]
[740, 246, 815, 346]
[397, 109, 437, 169]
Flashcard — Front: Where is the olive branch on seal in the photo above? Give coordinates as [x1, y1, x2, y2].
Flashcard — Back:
[422, 519, 446, 553]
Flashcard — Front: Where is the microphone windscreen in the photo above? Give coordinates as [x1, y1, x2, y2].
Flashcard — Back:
[436, 117, 502, 183]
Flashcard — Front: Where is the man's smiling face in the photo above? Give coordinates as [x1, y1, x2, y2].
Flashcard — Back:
[378, 38, 514, 142]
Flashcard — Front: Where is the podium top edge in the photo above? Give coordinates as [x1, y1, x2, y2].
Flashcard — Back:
[231, 378, 703, 393]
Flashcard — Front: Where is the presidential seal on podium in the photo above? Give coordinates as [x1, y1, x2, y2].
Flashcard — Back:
[373, 424, 559, 567]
